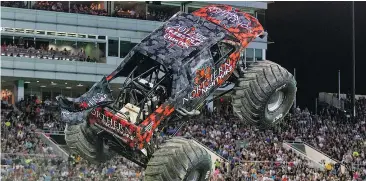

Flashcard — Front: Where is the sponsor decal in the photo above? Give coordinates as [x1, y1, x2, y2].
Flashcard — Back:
[91, 109, 135, 140]
[183, 59, 233, 104]
[274, 113, 283, 122]
[79, 93, 109, 109]
[60, 109, 84, 124]
[86, 93, 108, 107]
[205, 170, 211, 180]
[191, 60, 233, 98]
[207, 6, 251, 30]
[164, 24, 208, 49]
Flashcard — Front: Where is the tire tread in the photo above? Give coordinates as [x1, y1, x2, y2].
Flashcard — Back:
[232, 60, 296, 127]
[145, 137, 211, 181]
[65, 122, 115, 164]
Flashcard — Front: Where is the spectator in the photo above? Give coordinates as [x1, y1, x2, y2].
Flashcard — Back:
[1, 1, 26, 8]
[70, 3, 107, 16]
[1, 42, 7, 52]
[2, 95, 366, 180]
[1, 101, 143, 180]
[33, 1, 67, 12]
[1, 44, 94, 62]
[113, 4, 146, 20]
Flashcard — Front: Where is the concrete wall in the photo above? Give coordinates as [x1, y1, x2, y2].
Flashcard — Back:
[1, 7, 157, 40]
[303, 142, 339, 164]
[36, 131, 69, 160]
[282, 142, 325, 170]
[283, 141, 346, 173]
[1, 56, 124, 83]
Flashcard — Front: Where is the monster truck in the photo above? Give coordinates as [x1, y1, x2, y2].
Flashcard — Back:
[58, 5, 296, 181]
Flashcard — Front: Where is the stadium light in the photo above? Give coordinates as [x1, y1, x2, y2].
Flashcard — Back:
[351, 1, 356, 118]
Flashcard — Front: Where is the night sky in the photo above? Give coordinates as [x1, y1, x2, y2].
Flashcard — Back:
[266, 1, 366, 111]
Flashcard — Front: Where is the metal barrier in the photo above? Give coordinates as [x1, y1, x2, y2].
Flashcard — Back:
[1, 47, 88, 62]
[35, 130, 69, 159]
[41, 130, 65, 135]
[282, 141, 325, 170]
[285, 140, 343, 164]
[1, 153, 354, 181]
[318, 92, 366, 111]
[189, 137, 228, 162]
[318, 92, 345, 110]
[302, 141, 342, 163]
[284, 140, 347, 174]
[0, 153, 136, 181]
[209, 160, 348, 181]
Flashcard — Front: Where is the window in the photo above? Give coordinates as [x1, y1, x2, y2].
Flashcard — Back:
[245, 48, 254, 62]
[32, 1, 68, 12]
[210, 44, 221, 63]
[218, 43, 234, 56]
[241, 49, 246, 60]
[188, 7, 199, 13]
[70, 1, 107, 16]
[238, 7, 255, 17]
[117, 52, 159, 77]
[114, 2, 146, 20]
[2, 1, 28, 9]
[209, 42, 235, 64]
[120, 40, 137, 58]
[147, 3, 180, 22]
[108, 38, 118, 57]
[98, 43, 106, 62]
[255, 49, 263, 61]
[88, 35, 97, 39]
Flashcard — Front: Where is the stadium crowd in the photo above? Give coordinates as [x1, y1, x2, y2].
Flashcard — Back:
[113, 4, 145, 20]
[175, 105, 365, 180]
[1, 97, 143, 180]
[1, 1, 177, 22]
[1, 96, 365, 180]
[0, 1, 27, 8]
[70, 3, 107, 16]
[146, 10, 175, 22]
[33, 1, 67, 12]
[1, 42, 98, 62]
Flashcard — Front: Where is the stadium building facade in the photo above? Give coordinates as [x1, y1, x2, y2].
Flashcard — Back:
[1, 1, 269, 106]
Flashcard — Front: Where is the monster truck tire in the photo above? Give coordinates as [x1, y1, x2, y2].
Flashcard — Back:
[64, 122, 114, 164]
[232, 60, 296, 127]
[144, 137, 212, 181]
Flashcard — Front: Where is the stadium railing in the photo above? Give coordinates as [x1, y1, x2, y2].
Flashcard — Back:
[318, 92, 345, 110]
[1, 47, 88, 62]
[282, 141, 325, 170]
[284, 140, 347, 174]
[35, 130, 69, 159]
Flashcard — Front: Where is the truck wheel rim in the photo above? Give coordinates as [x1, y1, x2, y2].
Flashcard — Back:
[267, 90, 285, 112]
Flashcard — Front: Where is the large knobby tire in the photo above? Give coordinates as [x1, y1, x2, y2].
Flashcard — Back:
[64, 122, 114, 164]
[145, 137, 212, 181]
[231, 60, 296, 127]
